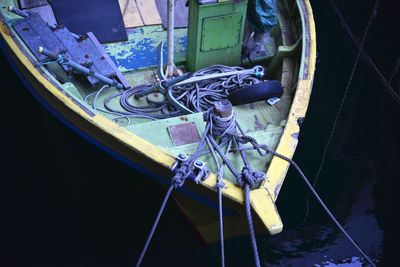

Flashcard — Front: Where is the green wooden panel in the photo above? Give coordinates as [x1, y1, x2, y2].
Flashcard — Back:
[186, 0, 248, 71]
[201, 14, 242, 52]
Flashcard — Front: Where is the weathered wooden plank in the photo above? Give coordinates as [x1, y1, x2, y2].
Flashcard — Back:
[136, 0, 162, 26]
[19, 0, 48, 9]
[13, 13, 66, 61]
[13, 14, 129, 87]
[53, 27, 90, 66]
[13, 20, 47, 61]
[156, 0, 188, 29]
[28, 5, 57, 26]
[118, 0, 144, 28]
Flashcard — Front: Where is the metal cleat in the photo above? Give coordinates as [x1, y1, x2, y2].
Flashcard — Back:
[170, 153, 189, 172]
[193, 160, 210, 184]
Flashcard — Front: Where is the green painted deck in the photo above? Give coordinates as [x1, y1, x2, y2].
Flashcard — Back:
[49, 21, 290, 186]
[1, 0, 296, 186]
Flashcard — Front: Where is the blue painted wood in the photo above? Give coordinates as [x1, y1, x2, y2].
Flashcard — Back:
[53, 27, 101, 86]
[83, 32, 130, 88]
[103, 28, 187, 72]
[19, 0, 48, 9]
[53, 27, 91, 66]
[13, 13, 66, 61]
[13, 14, 129, 87]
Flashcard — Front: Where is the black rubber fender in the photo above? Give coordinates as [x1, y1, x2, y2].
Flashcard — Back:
[227, 80, 284, 105]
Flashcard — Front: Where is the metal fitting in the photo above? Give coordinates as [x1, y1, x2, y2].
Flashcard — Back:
[193, 160, 210, 184]
[170, 153, 189, 171]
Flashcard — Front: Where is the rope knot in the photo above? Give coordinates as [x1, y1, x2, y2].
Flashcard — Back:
[237, 168, 265, 189]
[206, 110, 237, 139]
[215, 181, 225, 189]
[171, 161, 192, 189]
[171, 169, 185, 189]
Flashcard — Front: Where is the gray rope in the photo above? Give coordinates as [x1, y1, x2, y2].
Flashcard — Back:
[205, 136, 233, 267]
[389, 57, 400, 85]
[204, 110, 264, 267]
[103, 85, 183, 120]
[329, 0, 400, 105]
[136, 122, 212, 266]
[217, 181, 225, 267]
[230, 141, 377, 266]
[84, 86, 132, 124]
[244, 184, 260, 267]
[135, 161, 198, 267]
[170, 65, 263, 113]
[135, 185, 174, 267]
[267, 148, 377, 267]
[98, 65, 264, 121]
[208, 108, 376, 266]
[303, 0, 381, 225]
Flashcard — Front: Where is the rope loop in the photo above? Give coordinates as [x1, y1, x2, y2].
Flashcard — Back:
[237, 167, 265, 189]
[204, 109, 237, 140]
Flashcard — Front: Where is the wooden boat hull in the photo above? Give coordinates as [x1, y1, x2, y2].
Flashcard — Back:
[0, 0, 316, 243]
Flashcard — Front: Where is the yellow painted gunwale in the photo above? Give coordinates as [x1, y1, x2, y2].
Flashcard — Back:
[0, 0, 316, 235]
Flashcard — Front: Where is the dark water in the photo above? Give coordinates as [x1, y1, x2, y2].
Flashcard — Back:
[1, 0, 399, 266]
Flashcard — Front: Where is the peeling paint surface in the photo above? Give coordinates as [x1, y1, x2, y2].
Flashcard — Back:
[102, 26, 187, 72]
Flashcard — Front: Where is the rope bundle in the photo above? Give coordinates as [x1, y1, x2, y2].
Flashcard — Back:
[170, 65, 263, 113]
[98, 65, 264, 122]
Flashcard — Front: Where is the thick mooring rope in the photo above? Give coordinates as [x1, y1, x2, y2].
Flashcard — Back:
[204, 109, 265, 267]
[98, 65, 264, 123]
[136, 103, 376, 267]
[207, 105, 376, 267]
[169, 65, 263, 113]
[303, 0, 383, 225]
[135, 123, 211, 267]
[269, 149, 377, 267]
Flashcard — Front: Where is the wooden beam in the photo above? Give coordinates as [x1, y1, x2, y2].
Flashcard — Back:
[27, 5, 57, 26]
[118, 0, 144, 28]
[19, 0, 48, 9]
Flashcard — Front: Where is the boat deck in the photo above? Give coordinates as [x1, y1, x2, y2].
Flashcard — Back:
[1, 0, 298, 185]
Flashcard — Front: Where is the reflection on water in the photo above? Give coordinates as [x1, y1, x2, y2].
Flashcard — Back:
[265, 176, 383, 266]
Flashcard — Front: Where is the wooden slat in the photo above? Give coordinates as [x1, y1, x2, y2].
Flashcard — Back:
[13, 13, 66, 61]
[19, 0, 48, 9]
[136, 0, 162, 26]
[156, 0, 188, 29]
[118, 0, 143, 28]
[28, 5, 57, 26]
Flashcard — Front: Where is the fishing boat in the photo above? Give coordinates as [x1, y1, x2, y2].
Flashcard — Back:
[0, 0, 315, 247]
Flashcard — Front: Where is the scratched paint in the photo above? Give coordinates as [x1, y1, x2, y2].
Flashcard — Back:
[103, 25, 187, 72]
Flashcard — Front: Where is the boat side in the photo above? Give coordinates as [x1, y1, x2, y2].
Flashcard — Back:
[263, 0, 316, 201]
